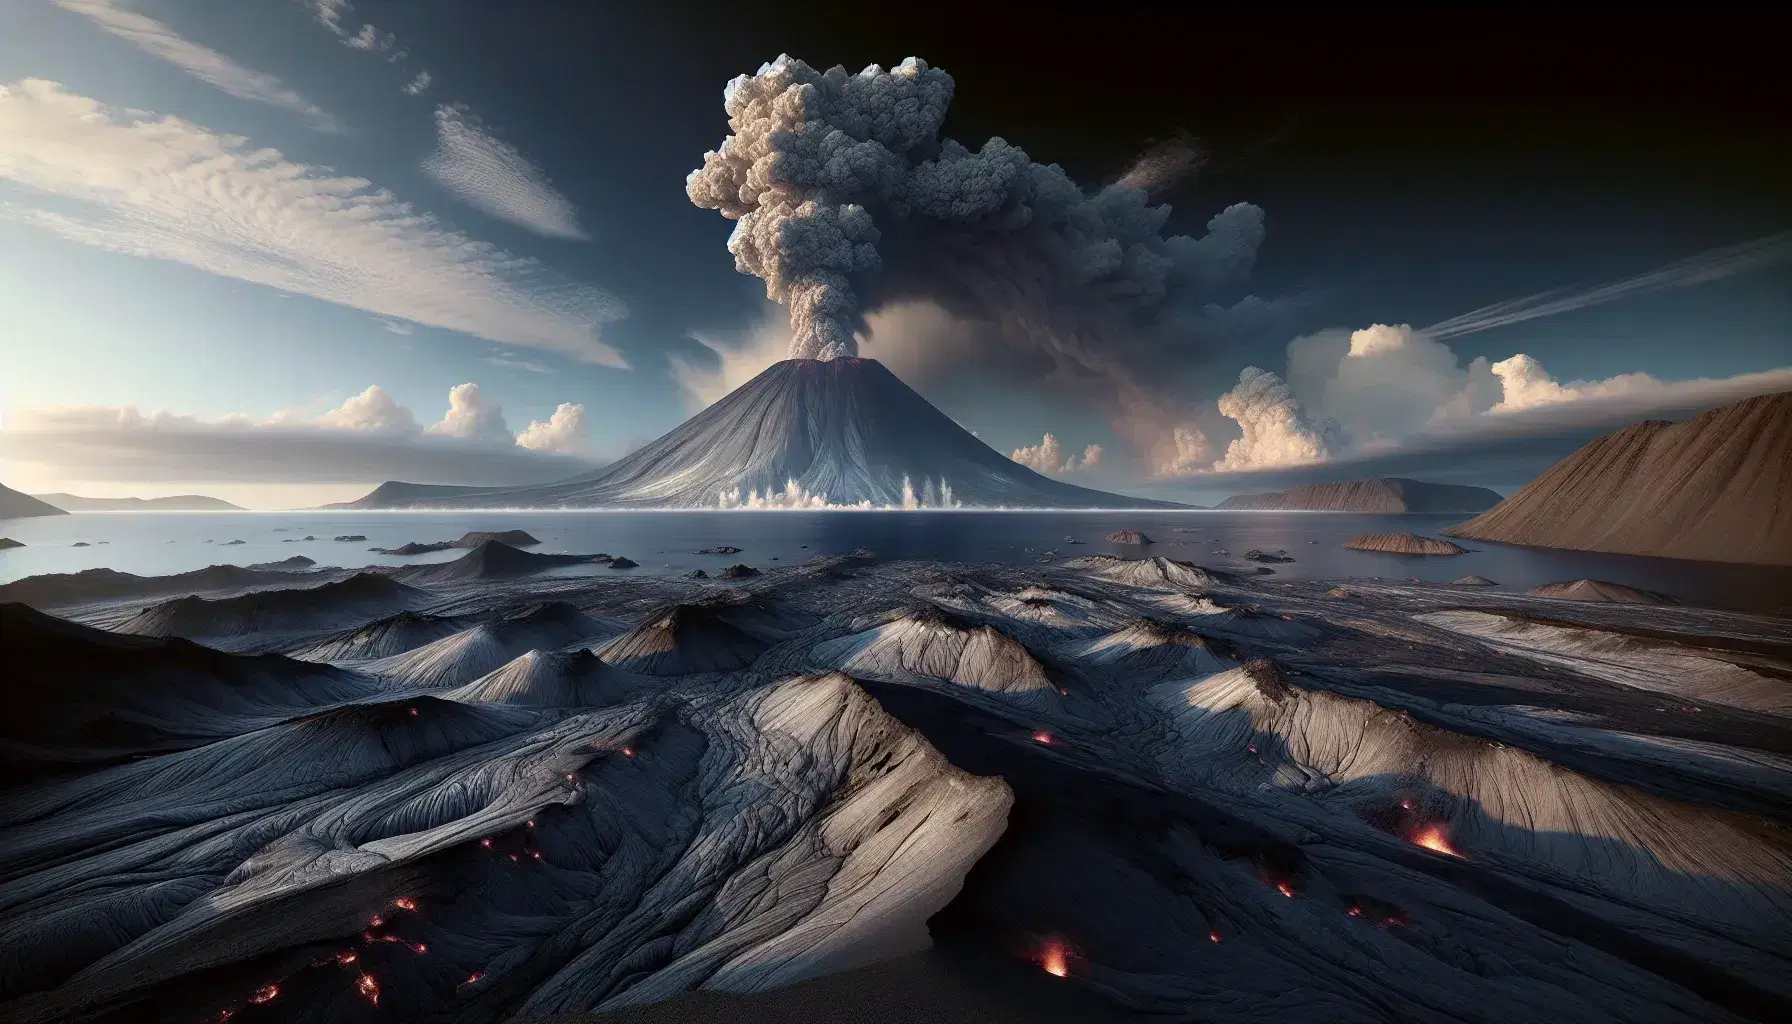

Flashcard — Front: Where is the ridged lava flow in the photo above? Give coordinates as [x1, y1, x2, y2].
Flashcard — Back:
[1443, 391, 1792, 564]
[115, 572, 424, 639]
[1218, 477, 1503, 512]
[0, 602, 374, 775]
[0, 564, 298, 609]
[361, 359, 1184, 509]
[360, 602, 606, 687]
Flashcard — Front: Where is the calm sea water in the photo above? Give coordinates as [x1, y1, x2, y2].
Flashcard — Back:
[2, 510, 1787, 613]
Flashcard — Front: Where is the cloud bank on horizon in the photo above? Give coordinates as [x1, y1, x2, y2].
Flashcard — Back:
[0, 384, 598, 491]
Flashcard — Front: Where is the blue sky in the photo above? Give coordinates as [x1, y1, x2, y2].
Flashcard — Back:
[1, 2, 1787, 507]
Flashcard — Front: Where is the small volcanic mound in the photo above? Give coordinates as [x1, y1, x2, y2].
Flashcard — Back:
[811, 604, 1059, 696]
[1452, 574, 1498, 586]
[290, 609, 471, 662]
[694, 545, 742, 554]
[446, 648, 643, 707]
[1343, 532, 1466, 556]
[686, 569, 710, 579]
[0, 538, 23, 550]
[393, 540, 605, 583]
[70, 542, 91, 548]
[717, 563, 760, 579]
[597, 603, 767, 675]
[1106, 529, 1153, 545]
[360, 602, 607, 688]
[1065, 554, 1214, 590]
[1070, 619, 1232, 682]
[609, 556, 640, 569]
[1528, 578, 1677, 604]
[247, 555, 316, 571]
[334, 535, 368, 542]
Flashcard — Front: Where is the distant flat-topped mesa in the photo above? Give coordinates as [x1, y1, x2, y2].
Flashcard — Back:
[316, 481, 513, 510]
[1444, 391, 1792, 565]
[1, 482, 67, 519]
[335, 359, 1186, 510]
[1218, 478, 1502, 513]
[29, 493, 243, 511]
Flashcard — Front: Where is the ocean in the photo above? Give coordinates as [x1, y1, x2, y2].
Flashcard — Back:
[2, 510, 1787, 613]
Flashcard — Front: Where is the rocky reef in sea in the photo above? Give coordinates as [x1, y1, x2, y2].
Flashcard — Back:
[2, 545, 1789, 1023]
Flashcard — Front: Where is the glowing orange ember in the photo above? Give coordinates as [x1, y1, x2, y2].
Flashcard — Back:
[1276, 881, 1296, 898]
[1032, 731, 1053, 744]
[368, 914, 384, 927]
[1412, 825, 1460, 857]
[393, 898, 416, 911]
[410, 943, 428, 955]
[527, 819, 536, 829]
[465, 972, 485, 986]
[408, 707, 419, 717]
[508, 854, 519, 863]
[1209, 930, 1221, 943]
[1041, 941, 1069, 977]
[623, 746, 636, 757]
[566, 774, 576, 781]
[1347, 905, 1363, 918]
[336, 951, 358, 965]
[250, 984, 279, 1004]
[356, 973, 380, 1006]
[480, 838, 493, 848]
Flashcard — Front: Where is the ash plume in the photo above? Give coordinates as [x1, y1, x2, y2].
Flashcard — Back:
[687, 55, 1272, 461]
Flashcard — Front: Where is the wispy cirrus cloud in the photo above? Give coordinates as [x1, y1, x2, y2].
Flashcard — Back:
[423, 105, 589, 241]
[485, 353, 553, 374]
[403, 70, 433, 97]
[1421, 232, 1792, 340]
[0, 79, 628, 365]
[52, 0, 340, 131]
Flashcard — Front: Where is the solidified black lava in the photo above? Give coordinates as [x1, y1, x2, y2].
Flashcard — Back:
[3, 553, 1789, 1024]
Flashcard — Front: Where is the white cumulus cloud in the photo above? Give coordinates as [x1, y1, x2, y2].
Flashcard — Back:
[425, 383, 511, 442]
[52, 0, 339, 130]
[314, 385, 416, 433]
[515, 403, 590, 453]
[1213, 367, 1335, 471]
[423, 105, 588, 241]
[1009, 434, 1102, 476]
[403, 70, 432, 96]
[0, 80, 627, 365]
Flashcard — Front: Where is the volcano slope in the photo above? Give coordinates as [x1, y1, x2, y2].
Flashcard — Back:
[382, 358, 1183, 509]
[1, 553, 1789, 1024]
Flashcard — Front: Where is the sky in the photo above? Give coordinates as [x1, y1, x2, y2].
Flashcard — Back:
[0, 2, 1787, 507]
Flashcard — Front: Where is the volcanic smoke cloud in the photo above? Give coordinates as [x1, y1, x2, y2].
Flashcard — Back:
[686, 56, 1267, 471]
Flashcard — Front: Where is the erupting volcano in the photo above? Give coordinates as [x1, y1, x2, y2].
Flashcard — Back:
[356, 359, 1183, 510]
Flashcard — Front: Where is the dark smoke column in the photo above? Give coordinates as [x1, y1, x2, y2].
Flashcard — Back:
[688, 55, 1272, 478]
[686, 56, 953, 360]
